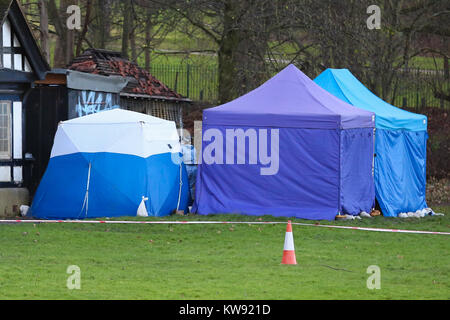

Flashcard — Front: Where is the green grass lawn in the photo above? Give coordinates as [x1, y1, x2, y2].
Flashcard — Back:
[0, 207, 449, 300]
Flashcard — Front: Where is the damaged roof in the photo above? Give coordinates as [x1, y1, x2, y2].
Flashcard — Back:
[68, 48, 187, 101]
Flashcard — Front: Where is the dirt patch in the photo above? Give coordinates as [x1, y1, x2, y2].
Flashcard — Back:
[427, 177, 450, 206]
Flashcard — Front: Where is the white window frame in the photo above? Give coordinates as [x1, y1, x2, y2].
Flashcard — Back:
[0, 101, 12, 160]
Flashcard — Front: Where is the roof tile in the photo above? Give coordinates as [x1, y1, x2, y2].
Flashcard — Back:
[68, 48, 183, 99]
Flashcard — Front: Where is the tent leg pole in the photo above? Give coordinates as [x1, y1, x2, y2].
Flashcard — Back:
[176, 162, 182, 212]
[80, 162, 92, 218]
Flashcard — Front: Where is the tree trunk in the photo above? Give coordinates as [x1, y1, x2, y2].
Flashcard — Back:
[48, 0, 76, 67]
[39, 0, 50, 64]
[48, 0, 66, 67]
[93, 0, 109, 48]
[129, 2, 136, 62]
[130, 26, 136, 62]
[144, 9, 152, 70]
[76, 0, 92, 56]
[444, 56, 449, 80]
[218, 0, 240, 104]
[64, 0, 76, 65]
[121, 0, 132, 59]
[66, 28, 74, 65]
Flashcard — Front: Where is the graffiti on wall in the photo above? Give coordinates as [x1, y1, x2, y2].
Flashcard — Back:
[75, 90, 119, 117]
[69, 90, 120, 119]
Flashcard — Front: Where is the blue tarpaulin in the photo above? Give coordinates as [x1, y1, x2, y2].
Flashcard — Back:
[193, 65, 375, 220]
[314, 69, 428, 217]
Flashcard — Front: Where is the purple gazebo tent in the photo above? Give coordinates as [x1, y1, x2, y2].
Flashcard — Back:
[193, 65, 375, 220]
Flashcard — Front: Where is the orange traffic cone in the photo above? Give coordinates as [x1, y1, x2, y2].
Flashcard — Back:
[281, 221, 297, 265]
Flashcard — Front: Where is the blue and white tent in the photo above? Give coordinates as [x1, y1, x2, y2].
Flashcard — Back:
[30, 109, 190, 219]
[314, 69, 428, 217]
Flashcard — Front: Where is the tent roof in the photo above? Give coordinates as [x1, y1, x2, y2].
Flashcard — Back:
[314, 69, 427, 131]
[204, 64, 375, 129]
[61, 108, 171, 125]
[52, 109, 180, 159]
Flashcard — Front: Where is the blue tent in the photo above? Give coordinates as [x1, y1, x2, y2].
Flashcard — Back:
[30, 109, 190, 219]
[193, 65, 375, 220]
[314, 69, 428, 217]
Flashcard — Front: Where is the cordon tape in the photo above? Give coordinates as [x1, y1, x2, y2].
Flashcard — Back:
[0, 219, 449, 235]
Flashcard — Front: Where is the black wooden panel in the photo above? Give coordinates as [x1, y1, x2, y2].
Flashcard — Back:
[24, 86, 68, 195]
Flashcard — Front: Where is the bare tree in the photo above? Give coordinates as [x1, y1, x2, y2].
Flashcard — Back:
[47, 0, 79, 67]
[19, 0, 448, 103]
[159, 0, 303, 103]
[293, 0, 448, 103]
[91, 0, 112, 49]
[75, 0, 93, 56]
